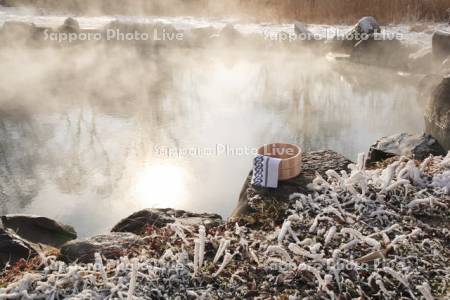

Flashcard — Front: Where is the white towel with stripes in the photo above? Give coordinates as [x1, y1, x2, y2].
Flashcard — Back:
[251, 155, 281, 188]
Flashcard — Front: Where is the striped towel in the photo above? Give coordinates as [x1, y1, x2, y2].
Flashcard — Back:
[251, 155, 282, 188]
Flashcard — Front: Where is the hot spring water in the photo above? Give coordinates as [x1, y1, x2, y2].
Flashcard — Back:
[0, 47, 423, 236]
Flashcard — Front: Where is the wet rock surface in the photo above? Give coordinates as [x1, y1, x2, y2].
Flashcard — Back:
[425, 75, 450, 150]
[0, 228, 39, 267]
[367, 133, 446, 164]
[111, 208, 223, 235]
[1, 214, 77, 248]
[231, 150, 353, 219]
[59, 232, 141, 263]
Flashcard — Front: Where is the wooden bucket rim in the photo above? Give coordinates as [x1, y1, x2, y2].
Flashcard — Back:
[257, 143, 302, 163]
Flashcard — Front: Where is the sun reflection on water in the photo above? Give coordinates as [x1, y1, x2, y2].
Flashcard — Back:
[133, 163, 187, 208]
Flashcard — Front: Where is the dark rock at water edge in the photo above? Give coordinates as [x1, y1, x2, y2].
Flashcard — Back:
[111, 208, 223, 235]
[342, 16, 381, 49]
[231, 150, 353, 220]
[367, 133, 447, 164]
[0, 228, 39, 268]
[425, 75, 450, 150]
[59, 232, 141, 263]
[58, 17, 80, 33]
[1, 214, 77, 248]
[432, 30, 450, 63]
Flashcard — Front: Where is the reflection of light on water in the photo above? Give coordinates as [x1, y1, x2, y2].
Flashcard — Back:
[133, 163, 187, 208]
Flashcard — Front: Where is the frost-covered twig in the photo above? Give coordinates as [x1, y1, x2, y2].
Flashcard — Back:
[127, 258, 138, 300]
[213, 252, 233, 277]
[213, 239, 230, 264]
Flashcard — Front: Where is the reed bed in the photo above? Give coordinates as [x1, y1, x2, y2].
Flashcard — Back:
[2, 0, 450, 23]
[241, 0, 450, 23]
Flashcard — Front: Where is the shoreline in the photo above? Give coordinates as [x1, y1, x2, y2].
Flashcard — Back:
[0, 140, 449, 298]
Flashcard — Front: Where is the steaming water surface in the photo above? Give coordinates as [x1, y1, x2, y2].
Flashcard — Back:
[0, 25, 425, 236]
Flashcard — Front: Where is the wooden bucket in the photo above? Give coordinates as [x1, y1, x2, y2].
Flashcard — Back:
[257, 143, 302, 181]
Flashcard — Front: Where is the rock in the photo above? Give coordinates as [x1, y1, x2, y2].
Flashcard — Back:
[231, 150, 353, 219]
[294, 21, 311, 35]
[343, 16, 381, 49]
[1, 214, 77, 248]
[0, 228, 39, 268]
[355, 16, 381, 34]
[59, 232, 141, 263]
[425, 76, 450, 150]
[432, 30, 450, 63]
[58, 17, 80, 33]
[367, 133, 447, 164]
[111, 208, 223, 234]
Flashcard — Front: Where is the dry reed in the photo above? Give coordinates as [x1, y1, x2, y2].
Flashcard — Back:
[1, 0, 449, 23]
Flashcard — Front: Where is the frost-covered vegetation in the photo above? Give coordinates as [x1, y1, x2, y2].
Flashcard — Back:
[0, 153, 449, 299]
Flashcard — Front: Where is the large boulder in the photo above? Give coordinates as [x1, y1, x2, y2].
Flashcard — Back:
[367, 133, 447, 164]
[0, 228, 39, 268]
[432, 30, 450, 63]
[59, 232, 141, 263]
[231, 150, 353, 220]
[111, 208, 223, 235]
[1, 214, 77, 248]
[343, 16, 381, 49]
[425, 76, 450, 150]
